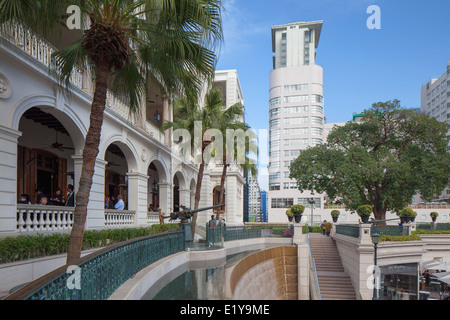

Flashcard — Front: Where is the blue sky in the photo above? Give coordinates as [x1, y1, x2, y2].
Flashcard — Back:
[215, 0, 450, 190]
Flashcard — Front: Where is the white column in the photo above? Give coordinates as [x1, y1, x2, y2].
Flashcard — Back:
[127, 172, 149, 226]
[179, 188, 189, 208]
[293, 223, 310, 300]
[158, 182, 171, 215]
[0, 125, 22, 233]
[72, 156, 107, 230]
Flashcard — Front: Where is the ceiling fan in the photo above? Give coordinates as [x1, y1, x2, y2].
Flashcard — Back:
[51, 132, 75, 152]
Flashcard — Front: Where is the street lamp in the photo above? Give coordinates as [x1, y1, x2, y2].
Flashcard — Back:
[372, 232, 380, 300]
[308, 197, 315, 227]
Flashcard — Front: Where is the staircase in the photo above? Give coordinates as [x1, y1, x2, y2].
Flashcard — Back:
[309, 235, 357, 300]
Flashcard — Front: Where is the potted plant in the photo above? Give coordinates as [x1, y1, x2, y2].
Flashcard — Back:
[331, 210, 340, 223]
[286, 209, 293, 222]
[398, 207, 417, 223]
[324, 222, 332, 236]
[430, 212, 439, 223]
[291, 204, 305, 223]
[356, 205, 372, 223]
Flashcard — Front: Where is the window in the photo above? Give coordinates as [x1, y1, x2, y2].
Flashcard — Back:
[270, 129, 280, 139]
[270, 119, 281, 128]
[311, 105, 323, 114]
[270, 140, 280, 149]
[270, 161, 280, 169]
[270, 150, 280, 158]
[311, 116, 323, 125]
[284, 84, 309, 93]
[269, 172, 280, 181]
[284, 95, 309, 104]
[269, 184, 280, 191]
[270, 97, 281, 107]
[284, 117, 309, 125]
[270, 108, 281, 117]
[284, 106, 309, 114]
[284, 128, 309, 135]
[311, 95, 324, 103]
[271, 198, 293, 208]
[284, 139, 309, 146]
[311, 138, 323, 146]
[298, 197, 321, 208]
[311, 127, 323, 136]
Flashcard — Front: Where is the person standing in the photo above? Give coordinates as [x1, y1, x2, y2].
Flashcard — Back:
[114, 195, 125, 210]
[65, 184, 75, 207]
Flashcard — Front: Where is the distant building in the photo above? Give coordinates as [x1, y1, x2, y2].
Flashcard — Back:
[260, 190, 268, 222]
[248, 174, 261, 222]
[420, 61, 450, 202]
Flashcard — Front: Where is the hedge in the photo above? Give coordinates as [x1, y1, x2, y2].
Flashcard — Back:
[379, 234, 422, 242]
[0, 224, 179, 264]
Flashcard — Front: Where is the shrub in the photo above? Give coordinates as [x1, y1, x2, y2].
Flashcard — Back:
[285, 209, 293, 217]
[0, 224, 179, 264]
[291, 204, 305, 215]
[356, 205, 372, 216]
[331, 210, 340, 217]
[430, 212, 439, 218]
[398, 207, 417, 217]
[380, 234, 422, 242]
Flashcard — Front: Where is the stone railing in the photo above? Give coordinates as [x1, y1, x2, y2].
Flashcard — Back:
[16, 204, 74, 233]
[147, 212, 160, 225]
[104, 209, 136, 229]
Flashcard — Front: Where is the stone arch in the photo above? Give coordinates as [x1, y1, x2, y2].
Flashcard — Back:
[10, 94, 86, 152]
[100, 135, 139, 174]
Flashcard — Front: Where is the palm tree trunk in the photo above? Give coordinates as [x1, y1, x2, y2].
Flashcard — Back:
[216, 155, 228, 221]
[66, 62, 110, 265]
[191, 156, 205, 239]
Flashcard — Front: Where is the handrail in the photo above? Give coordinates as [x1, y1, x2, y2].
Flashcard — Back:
[307, 234, 321, 300]
[3, 231, 185, 300]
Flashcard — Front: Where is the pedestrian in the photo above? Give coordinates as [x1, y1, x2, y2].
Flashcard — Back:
[320, 220, 326, 235]
[424, 270, 431, 286]
[114, 195, 125, 210]
[208, 215, 216, 228]
[65, 184, 75, 207]
[50, 188, 65, 206]
[35, 189, 44, 204]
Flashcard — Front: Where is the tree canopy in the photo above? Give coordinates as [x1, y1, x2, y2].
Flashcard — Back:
[290, 100, 450, 221]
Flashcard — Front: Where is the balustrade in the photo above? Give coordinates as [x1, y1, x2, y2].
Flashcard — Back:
[16, 204, 74, 232]
[104, 210, 136, 229]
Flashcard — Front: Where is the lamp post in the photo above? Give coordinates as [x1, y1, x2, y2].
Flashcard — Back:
[308, 198, 315, 227]
[372, 232, 380, 300]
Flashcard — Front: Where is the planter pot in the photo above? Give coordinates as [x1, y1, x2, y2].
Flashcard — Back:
[294, 214, 302, 223]
[332, 216, 339, 223]
[400, 216, 410, 224]
[410, 216, 416, 222]
[288, 216, 293, 222]
[431, 217, 437, 222]
[360, 215, 370, 224]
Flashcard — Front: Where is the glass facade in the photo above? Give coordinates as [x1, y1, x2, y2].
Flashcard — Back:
[378, 263, 419, 300]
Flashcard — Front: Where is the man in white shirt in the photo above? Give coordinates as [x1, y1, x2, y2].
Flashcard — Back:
[114, 195, 125, 210]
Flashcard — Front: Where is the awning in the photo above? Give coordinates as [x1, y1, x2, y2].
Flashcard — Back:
[422, 259, 450, 271]
[433, 272, 450, 285]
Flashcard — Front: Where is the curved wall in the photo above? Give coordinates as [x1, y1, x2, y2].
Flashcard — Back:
[231, 246, 298, 300]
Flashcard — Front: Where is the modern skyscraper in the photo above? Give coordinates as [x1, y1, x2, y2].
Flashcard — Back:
[268, 21, 325, 223]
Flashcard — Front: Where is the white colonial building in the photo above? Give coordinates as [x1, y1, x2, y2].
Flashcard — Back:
[0, 23, 246, 237]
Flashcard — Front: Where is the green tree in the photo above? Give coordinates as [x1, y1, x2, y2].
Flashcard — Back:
[215, 102, 258, 221]
[162, 87, 224, 237]
[290, 100, 450, 221]
[1, 0, 223, 264]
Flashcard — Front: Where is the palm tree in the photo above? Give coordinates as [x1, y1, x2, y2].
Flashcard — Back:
[162, 87, 224, 238]
[1, 0, 223, 265]
[214, 103, 259, 221]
